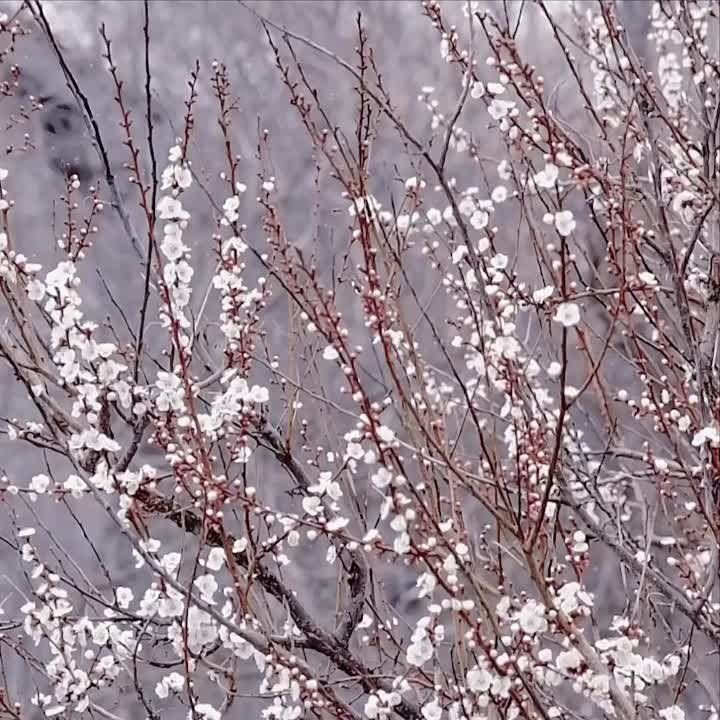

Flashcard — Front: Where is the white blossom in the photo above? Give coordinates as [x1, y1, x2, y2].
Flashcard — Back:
[518, 599, 548, 635]
[488, 99, 515, 120]
[553, 302, 581, 327]
[554, 210, 576, 236]
[407, 635, 434, 666]
[421, 698, 442, 720]
[470, 210, 489, 230]
[308, 471, 342, 499]
[692, 425, 720, 447]
[467, 666, 492, 693]
[470, 81, 485, 99]
[533, 286, 555, 304]
[27, 279, 45, 301]
[534, 163, 559, 189]
[155, 371, 185, 413]
[30, 474, 50, 494]
[426, 208, 442, 225]
[195, 703, 222, 720]
[659, 707, 685, 720]
[155, 671, 185, 699]
[376, 425, 395, 443]
[157, 196, 189, 221]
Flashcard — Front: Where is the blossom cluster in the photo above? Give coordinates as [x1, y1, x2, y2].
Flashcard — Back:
[0, 3, 718, 720]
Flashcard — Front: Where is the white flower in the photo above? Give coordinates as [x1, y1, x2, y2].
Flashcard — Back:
[458, 197, 476, 217]
[421, 698, 442, 720]
[442, 206, 458, 227]
[488, 99, 515, 120]
[155, 671, 185, 699]
[0, 168, 8, 181]
[533, 286, 554, 304]
[327, 517, 349, 533]
[161, 226, 188, 261]
[223, 195, 240, 223]
[70, 429, 121, 453]
[467, 666, 492, 693]
[185, 606, 218, 653]
[416, 572, 436, 598]
[553, 302, 580, 327]
[348, 195, 381, 219]
[372, 467, 392, 489]
[470, 81, 485, 99]
[155, 371, 185, 412]
[494, 335, 521, 360]
[157, 196, 189, 221]
[572, 530, 589, 553]
[470, 210, 489, 229]
[308, 471, 342, 499]
[692, 425, 720, 447]
[160, 551, 181, 577]
[638, 271, 657, 286]
[116, 587, 133, 609]
[394, 532, 410, 555]
[452, 245, 468, 264]
[426, 208, 442, 226]
[64, 474, 87, 498]
[498, 160, 511, 180]
[345, 442, 364, 460]
[174, 165, 192, 189]
[30, 474, 50, 494]
[534, 163, 559, 189]
[364, 695, 379, 719]
[556, 647, 583, 672]
[518, 599, 548, 635]
[491, 253, 508, 270]
[365, 691, 401, 719]
[27, 280, 45, 301]
[554, 210, 576, 236]
[205, 547, 225, 571]
[662, 655, 681, 677]
[323, 345, 339, 361]
[671, 190, 695, 216]
[248, 385, 269, 403]
[45, 261, 76, 290]
[194, 574, 218, 604]
[232, 537, 248, 554]
[407, 636, 434, 666]
[491, 675, 511, 698]
[195, 703, 222, 720]
[659, 707, 685, 720]
[302, 496, 322, 516]
[376, 425, 395, 443]
[491, 185, 507, 203]
[405, 176, 425, 190]
[556, 581, 594, 614]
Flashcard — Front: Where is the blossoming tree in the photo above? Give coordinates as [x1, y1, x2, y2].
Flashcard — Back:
[0, 1, 718, 720]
